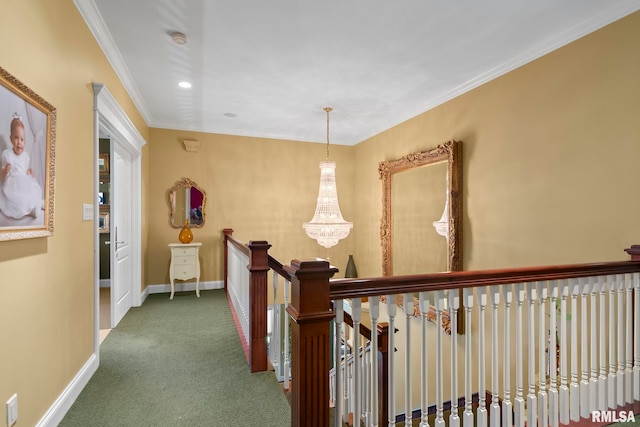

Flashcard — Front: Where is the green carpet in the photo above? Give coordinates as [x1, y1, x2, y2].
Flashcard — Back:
[60, 290, 291, 427]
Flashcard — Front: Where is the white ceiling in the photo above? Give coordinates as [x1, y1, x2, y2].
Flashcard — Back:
[74, 0, 640, 146]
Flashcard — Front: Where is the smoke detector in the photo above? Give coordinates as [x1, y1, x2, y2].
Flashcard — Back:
[170, 31, 188, 45]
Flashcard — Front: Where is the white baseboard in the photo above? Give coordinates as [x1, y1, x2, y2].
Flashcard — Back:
[36, 353, 98, 427]
[140, 285, 149, 305]
[147, 280, 224, 296]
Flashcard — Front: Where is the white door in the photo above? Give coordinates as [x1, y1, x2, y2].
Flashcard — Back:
[110, 143, 133, 327]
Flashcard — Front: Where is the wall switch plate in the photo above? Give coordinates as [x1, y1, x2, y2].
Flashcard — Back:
[6, 393, 17, 426]
[83, 203, 94, 221]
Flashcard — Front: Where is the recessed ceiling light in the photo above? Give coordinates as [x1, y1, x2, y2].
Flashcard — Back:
[178, 81, 192, 89]
[223, 112, 237, 118]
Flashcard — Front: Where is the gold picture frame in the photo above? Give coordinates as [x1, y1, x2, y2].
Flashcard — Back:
[0, 66, 56, 241]
[98, 209, 110, 234]
[98, 153, 110, 175]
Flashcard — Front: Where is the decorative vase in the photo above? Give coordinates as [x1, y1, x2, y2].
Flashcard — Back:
[179, 220, 193, 243]
[345, 254, 358, 278]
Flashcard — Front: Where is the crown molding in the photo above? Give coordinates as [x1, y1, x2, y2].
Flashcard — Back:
[74, 0, 152, 126]
[416, 3, 640, 122]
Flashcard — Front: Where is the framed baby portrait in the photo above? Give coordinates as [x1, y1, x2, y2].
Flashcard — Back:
[0, 66, 56, 241]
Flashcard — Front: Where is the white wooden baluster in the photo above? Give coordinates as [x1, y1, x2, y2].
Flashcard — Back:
[463, 288, 475, 427]
[346, 346, 353, 424]
[589, 277, 598, 412]
[569, 278, 580, 421]
[449, 290, 461, 427]
[514, 283, 525, 427]
[537, 282, 548, 427]
[608, 274, 617, 409]
[387, 296, 397, 427]
[282, 278, 290, 390]
[558, 280, 570, 424]
[370, 297, 380, 427]
[502, 284, 513, 427]
[435, 291, 447, 427]
[548, 280, 559, 427]
[489, 286, 500, 427]
[634, 273, 640, 401]
[624, 274, 633, 404]
[403, 293, 413, 427]
[579, 277, 590, 419]
[270, 271, 281, 379]
[477, 287, 488, 427]
[526, 283, 537, 427]
[352, 298, 362, 426]
[598, 275, 608, 411]
[364, 345, 371, 425]
[334, 299, 344, 426]
[418, 292, 430, 427]
[617, 274, 625, 408]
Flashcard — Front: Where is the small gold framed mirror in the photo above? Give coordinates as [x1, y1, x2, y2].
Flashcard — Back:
[168, 178, 206, 228]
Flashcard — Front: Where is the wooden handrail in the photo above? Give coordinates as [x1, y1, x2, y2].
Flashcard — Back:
[222, 229, 271, 373]
[268, 254, 292, 281]
[224, 229, 250, 256]
[329, 260, 640, 300]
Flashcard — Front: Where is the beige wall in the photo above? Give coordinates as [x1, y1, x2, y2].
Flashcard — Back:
[147, 128, 356, 285]
[353, 11, 640, 277]
[1, 2, 639, 425]
[0, 1, 148, 425]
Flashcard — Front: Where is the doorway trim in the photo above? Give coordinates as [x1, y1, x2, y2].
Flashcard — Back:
[92, 83, 145, 354]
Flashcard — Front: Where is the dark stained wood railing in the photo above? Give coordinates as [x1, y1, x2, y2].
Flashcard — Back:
[329, 260, 640, 300]
[223, 232, 640, 426]
[285, 248, 640, 427]
[223, 229, 271, 373]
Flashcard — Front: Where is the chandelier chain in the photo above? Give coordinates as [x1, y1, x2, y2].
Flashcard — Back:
[324, 107, 333, 159]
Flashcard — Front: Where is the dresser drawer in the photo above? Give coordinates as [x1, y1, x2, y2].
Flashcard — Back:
[173, 255, 196, 265]
[172, 247, 198, 257]
[174, 264, 197, 280]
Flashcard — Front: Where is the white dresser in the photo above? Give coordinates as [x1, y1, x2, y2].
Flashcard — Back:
[168, 242, 202, 299]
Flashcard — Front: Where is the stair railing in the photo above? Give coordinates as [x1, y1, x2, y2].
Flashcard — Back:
[223, 229, 271, 373]
[285, 252, 640, 427]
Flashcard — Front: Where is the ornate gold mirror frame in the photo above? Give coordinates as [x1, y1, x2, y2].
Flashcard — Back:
[379, 140, 463, 333]
[168, 178, 206, 228]
[379, 140, 462, 276]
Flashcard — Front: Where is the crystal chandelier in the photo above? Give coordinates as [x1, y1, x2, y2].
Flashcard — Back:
[303, 107, 353, 248]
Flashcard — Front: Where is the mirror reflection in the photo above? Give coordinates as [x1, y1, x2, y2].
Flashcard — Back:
[169, 178, 206, 228]
[392, 161, 448, 275]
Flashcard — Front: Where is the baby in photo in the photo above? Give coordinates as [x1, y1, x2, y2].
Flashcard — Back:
[0, 113, 43, 219]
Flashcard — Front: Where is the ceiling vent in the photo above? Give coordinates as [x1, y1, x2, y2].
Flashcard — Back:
[170, 31, 188, 45]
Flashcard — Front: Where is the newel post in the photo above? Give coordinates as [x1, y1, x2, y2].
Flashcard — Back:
[285, 259, 338, 427]
[248, 240, 272, 373]
[222, 229, 233, 292]
[625, 245, 640, 261]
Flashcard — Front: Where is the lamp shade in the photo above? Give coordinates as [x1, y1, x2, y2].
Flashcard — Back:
[303, 160, 353, 248]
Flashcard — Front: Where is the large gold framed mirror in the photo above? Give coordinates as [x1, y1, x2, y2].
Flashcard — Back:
[168, 178, 206, 228]
[379, 140, 462, 276]
[379, 140, 462, 333]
